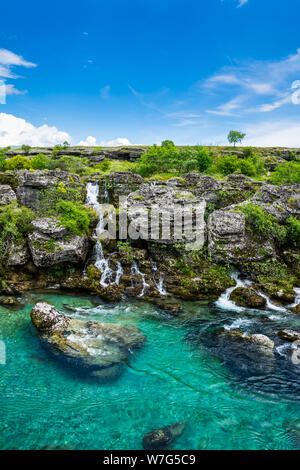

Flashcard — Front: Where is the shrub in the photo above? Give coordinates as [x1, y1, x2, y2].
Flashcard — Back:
[0, 203, 34, 261]
[216, 154, 239, 175]
[55, 156, 89, 175]
[239, 203, 286, 243]
[37, 182, 83, 214]
[4, 155, 32, 170]
[286, 217, 300, 246]
[270, 161, 300, 185]
[98, 159, 111, 172]
[161, 140, 175, 148]
[21, 145, 31, 155]
[32, 153, 50, 170]
[183, 159, 199, 172]
[195, 147, 214, 172]
[55, 200, 95, 235]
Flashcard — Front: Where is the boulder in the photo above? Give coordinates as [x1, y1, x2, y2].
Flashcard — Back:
[278, 329, 300, 342]
[127, 182, 206, 247]
[31, 302, 146, 379]
[142, 421, 186, 450]
[28, 232, 88, 267]
[31, 217, 68, 239]
[230, 287, 267, 309]
[0, 185, 17, 205]
[208, 209, 275, 263]
[16, 170, 82, 210]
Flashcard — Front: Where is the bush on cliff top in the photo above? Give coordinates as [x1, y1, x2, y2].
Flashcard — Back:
[136, 143, 213, 177]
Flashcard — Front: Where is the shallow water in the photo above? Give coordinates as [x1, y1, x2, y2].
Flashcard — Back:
[0, 292, 300, 450]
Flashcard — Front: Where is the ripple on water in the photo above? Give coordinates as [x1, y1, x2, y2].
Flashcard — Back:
[0, 291, 299, 450]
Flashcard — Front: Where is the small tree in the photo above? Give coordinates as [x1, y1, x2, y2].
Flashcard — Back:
[227, 131, 246, 147]
[161, 140, 175, 148]
[63, 141, 70, 149]
[21, 144, 31, 155]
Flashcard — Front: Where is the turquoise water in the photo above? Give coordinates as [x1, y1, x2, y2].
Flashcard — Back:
[0, 291, 300, 450]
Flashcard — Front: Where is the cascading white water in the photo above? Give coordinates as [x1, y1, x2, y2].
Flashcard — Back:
[86, 182, 120, 288]
[115, 261, 124, 285]
[131, 261, 149, 297]
[150, 259, 167, 296]
[257, 290, 287, 313]
[290, 288, 300, 308]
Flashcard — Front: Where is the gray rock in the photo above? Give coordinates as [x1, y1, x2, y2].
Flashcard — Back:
[31, 302, 146, 379]
[28, 232, 88, 267]
[278, 329, 300, 342]
[32, 217, 68, 239]
[208, 209, 275, 263]
[16, 170, 82, 210]
[0, 185, 17, 205]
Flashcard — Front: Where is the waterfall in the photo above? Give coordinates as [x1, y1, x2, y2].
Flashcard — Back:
[290, 288, 300, 308]
[150, 259, 167, 296]
[131, 261, 149, 297]
[216, 270, 289, 313]
[86, 182, 121, 288]
[215, 271, 248, 312]
[115, 261, 123, 285]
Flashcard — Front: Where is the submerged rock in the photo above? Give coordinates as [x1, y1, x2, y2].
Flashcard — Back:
[31, 302, 146, 379]
[230, 287, 266, 309]
[291, 304, 300, 314]
[142, 421, 186, 450]
[145, 296, 183, 316]
[278, 329, 300, 342]
[0, 296, 24, 309]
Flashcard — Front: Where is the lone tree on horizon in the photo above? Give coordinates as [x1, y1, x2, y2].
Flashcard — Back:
[227, 130, 246, 147]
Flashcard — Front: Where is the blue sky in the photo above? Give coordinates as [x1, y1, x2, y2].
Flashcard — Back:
[1, 0, 300, 147]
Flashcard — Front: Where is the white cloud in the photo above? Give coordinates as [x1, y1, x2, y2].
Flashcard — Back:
[206, 97, 243, 116]
[0, 49, 36, 67]
[237, 0, 248, 7]
[0, 113, 71, 147]
[204, 48, 300, 115]
[100, 85, 111, 100]
[5, 84, 27, 96]
[77, 136, 97, 146]
[100, 137, 132, 147]
[244, 120, 300, 147]
[77, 136, 133, 147]
[0, 49, 37, 96]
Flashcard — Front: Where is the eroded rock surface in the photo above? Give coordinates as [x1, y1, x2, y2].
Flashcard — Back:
[142, 421, 186, 450]
[31, 302, 146, 379]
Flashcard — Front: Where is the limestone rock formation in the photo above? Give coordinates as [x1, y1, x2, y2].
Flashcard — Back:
[28, 232, 88, 267]
[0, 185, 17, 205]
[31, 302, 146, 379]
